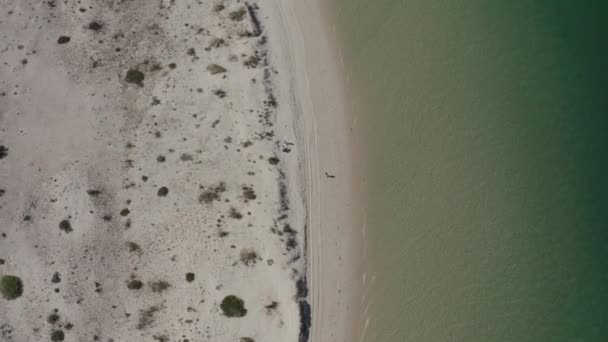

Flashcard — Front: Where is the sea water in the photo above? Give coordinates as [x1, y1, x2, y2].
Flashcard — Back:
[330, 1, 608, 340]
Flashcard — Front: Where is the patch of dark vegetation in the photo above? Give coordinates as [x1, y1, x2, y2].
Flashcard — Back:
[0, 145, 8, 159]
[120, 208, 130, 216]
[286, 236, 298, 251]
[220, 295, 247, 317]
[0, 324, 14, 340]
[207, 64, 227, 75]
[185, 273, 195, 283]
[265, 301, 278, 312]
[241, 186, 256, 201]
[186, 48, 196, 56]
[298, 300, 312, 342]
[137, 305, 162, 330]
[102, 214, 112, 221]
[278, 175, 289, 212]
[240, 249, 258, 266]
[268, 156, 279, 165]
[51, 272, 61, 284]
[125, 68, 145, 87]
[228, 8, 247, 21]
[206, 38, 226, 50]
[57, 36, 70, 44]
[180, 153, 192, 161]
[245, 2, 263, 37]
[296, 277, 308, 299]
[157, 155, 166, 162]
[50, 329, 65, 341]
[213, 89, 227, 98]
[199, 182, 226, 204]
[86, 189, 101, 196]
[127, 279, 144, 290]
[229, 207, 243, 219]
[213, 4, 225, 12]
[157, 186, 169, 197]
[58, 219, 72, 233]
[88, 21, 103, 31]
[151, 97, 161, 106]
[244, 54, 261, 68]
[241, 338, 255, 342]
[47, 313, 60, 324]
[0, 189, 5, 197]
[149, 280, 171, 293]
[153, 335, 169, 342]
[126, 241, 142, 253]
[168, 62, 177, 69]
[0, 275, 23, 300]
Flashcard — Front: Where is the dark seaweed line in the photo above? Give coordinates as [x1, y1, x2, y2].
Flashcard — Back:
[249, 1, 311, 340]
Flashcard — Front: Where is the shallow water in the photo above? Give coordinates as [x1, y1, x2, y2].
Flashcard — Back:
[330, 1, 608, 340]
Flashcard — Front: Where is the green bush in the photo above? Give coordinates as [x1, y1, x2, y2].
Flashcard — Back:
[0, 275, 23, 300]
[220, 295, 247, 317]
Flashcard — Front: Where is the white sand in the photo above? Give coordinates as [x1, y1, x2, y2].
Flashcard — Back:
[270, 1, 368, 341]
[0, 0, 363, 341]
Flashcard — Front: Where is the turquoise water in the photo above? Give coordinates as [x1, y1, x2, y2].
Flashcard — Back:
[330, 1, 608, 340]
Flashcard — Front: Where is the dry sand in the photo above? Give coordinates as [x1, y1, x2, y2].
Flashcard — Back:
[0, 0, 363, 341]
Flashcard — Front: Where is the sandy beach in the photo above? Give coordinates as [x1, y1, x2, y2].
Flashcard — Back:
[0, 0, 362, 341]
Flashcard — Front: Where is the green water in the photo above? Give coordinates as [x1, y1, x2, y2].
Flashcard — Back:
[330, 1, 608, 340]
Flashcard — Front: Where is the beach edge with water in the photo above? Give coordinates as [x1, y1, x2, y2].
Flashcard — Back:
[268, 1, 369, 340]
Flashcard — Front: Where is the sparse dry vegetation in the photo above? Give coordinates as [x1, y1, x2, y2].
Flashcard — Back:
[149, 280, 171, 293]
[240, 249, 259, 266]
[199, 182, 226, 204]
[137, 305, 162, 330]
[229, 8, 247, 21]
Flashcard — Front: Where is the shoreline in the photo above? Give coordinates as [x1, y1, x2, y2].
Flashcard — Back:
[267, 0, 368, 340]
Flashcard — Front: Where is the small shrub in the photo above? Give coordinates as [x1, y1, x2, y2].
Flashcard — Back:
[157, 187, 169, 197]
[47, 313, 60, 324]
[58, 219, 72, 233]
[50, 330, 64, 341]
[207, 64, 227, 75]
[228, 8, 247, 21]
[125, 69, 145, 87]
[88, 21, 103, 31]
[185, 273, 195, 283]
[240, 249, 258, 266]
[242, 186, 256, 201]
[127, 280, 144, 290]
[220, 295, 247, 317]
[149, 281, 171, 293]
[229, 207, 243, 219]
[0, 275, 23, 300]
[207, 38, 226, 49]
[199, 182, 226, 204]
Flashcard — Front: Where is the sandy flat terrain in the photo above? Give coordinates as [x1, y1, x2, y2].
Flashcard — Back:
[1, 0, 362, 341]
